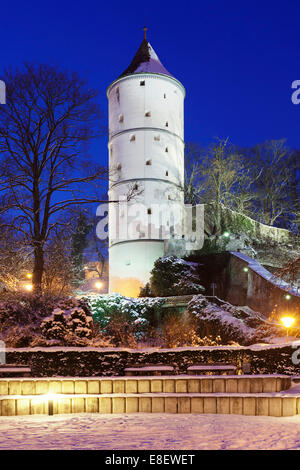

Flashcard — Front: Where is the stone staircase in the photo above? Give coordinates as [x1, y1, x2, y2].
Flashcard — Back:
[0, 375, 299, 417]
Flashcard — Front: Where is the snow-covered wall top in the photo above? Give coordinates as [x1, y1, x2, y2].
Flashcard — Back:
[231, 251, 300, 298]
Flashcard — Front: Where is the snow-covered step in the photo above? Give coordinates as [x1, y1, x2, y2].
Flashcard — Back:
[0, 364, 30, 368]
[124, 365, 175, 376]
[187, 364, 237, 375]
[0, 375, 291, 396]
[0, 391, 299, 417]
[0, 365, 31, 378]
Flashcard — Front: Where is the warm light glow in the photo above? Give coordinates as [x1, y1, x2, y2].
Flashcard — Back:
[45, 392, 57, 400]
[110, 276, 143, 298]
[285, 294, 292, 300]
[243, 267, 249, 272]
[223, 231, 230, 238]
[26, 273, 32, 279]
[95, 281, 103, 289]
[280, 316, 295, 329]
[24, 284, 33, 291]
[45, 392, 56, 416]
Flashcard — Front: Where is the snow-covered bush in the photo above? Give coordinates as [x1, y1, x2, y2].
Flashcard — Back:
[161, 312, 222, 348]
[87, 293, 164, 329]
[145, 256, 205, 297]
[0, 294, 59, 328]
[84, 294, 166, 345]
[187, 295, 259, 345]
[0, 294, 66, 347]
[2, 325, 37, 347]
[41, 298, 93, 341]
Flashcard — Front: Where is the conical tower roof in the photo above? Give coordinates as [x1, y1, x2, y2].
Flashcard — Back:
[119, 38, 174, 79]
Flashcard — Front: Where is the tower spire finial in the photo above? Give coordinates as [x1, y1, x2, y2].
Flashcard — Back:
[143, 26, 147, 40]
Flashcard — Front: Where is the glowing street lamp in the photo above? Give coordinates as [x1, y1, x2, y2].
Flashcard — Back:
[95, 281, 103, 290]
[45, 392, 57, 415]
[24, 284, 33, 292]
[280, 316, 295, 339]
[243, 267, 249, 273]
[285, 294, 292, 301]
[223, 231, 230, 238]
[26, 273, 32, 279]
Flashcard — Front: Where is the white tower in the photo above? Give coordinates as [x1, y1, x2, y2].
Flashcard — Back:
[107, 31, 185, 297]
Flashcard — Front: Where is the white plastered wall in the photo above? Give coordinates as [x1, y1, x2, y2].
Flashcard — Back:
[107, 72, 185, 296]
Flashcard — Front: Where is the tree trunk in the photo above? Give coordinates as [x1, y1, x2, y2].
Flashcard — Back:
[33, 243, 44, 293]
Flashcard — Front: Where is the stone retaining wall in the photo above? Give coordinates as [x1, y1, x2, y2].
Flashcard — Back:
[1, 393, 299, 417]
[5, 344, 300, 377]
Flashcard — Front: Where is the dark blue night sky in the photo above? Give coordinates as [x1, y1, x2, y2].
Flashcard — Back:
[1, 0, 300, 167]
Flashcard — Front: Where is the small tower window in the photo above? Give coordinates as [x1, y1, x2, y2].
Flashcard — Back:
[146, 160, 152, 166]
[166, 170, 169, 176]
[168, 195, 171, 200]
[118, 114, 124, 123]
[140, 81, 145, 86]
[147, 208, 152, 215]
[165, 121, 169, 127]
[116, 163, 122, 170]
[145, 111, 151, 117]
[130, 134, 135, 142]
[116, 87, 120, 103]
[164, 93, 166, 99]
[133, 183, 139, 190]
[154, 135, 160, 141]
[165, 147, 168, 153]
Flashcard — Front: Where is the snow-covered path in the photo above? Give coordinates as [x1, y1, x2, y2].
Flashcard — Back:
[0, 413, 300, 450]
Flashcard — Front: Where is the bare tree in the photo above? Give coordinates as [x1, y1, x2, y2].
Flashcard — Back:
[246, 140, 295, 227]
[289, 149, 300, 232]
[0, 228, 32, 291]
[273, 256, 300, 291]
[185, 139, 249, 232]
[0, 63, 108, 292]
[185, 138, 300, 233]
[184, 143, 204, 205]
[43, 235, 74, 295]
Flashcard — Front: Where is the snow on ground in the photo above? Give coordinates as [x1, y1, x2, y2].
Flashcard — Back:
[0, 413, 300, 450]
